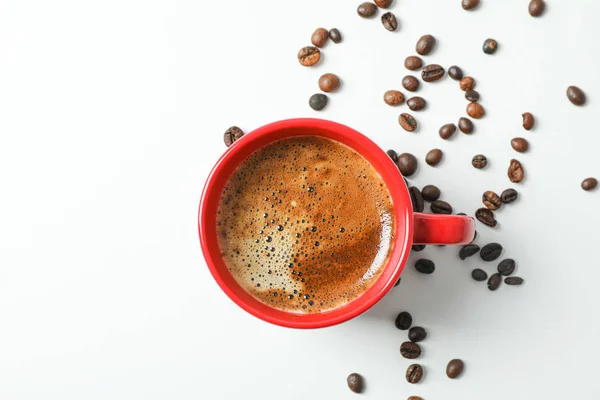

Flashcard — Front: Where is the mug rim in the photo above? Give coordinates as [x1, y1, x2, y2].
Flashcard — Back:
[198, 118, 413, 328]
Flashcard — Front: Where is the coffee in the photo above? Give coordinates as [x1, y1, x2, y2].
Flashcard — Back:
[216, 136, 395, 314]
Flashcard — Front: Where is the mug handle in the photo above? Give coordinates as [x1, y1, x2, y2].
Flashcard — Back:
[413, 213, 476, 245]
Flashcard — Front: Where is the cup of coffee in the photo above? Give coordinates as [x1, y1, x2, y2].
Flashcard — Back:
[199, 119, 475, 328]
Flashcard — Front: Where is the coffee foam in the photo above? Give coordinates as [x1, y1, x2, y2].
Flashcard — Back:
[216, 136, 395, 314]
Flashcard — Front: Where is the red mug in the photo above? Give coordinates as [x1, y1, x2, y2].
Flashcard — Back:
[199, 119, 475, 329]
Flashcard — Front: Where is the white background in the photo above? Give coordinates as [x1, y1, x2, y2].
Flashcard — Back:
[1, 0, 599, 399]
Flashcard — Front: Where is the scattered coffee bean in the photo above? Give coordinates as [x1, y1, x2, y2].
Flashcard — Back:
[482, 191, 502, 210]
[329, 28, 342, 43]
[415, 259, 435, 274]
[488, 273, 502, 291]
[375, 0, 393, 7]
[402, 75, 420, 92]
[567, 86, 586, 106]
[422, 64, 445, 82]
[448, 65, 464, 80]
[397, 153, 418, 176]
[395, 311, 413, 330]
[318, 73, 341, 92]
[387, 149, 399, 163]
[223, 126, 244, 147]
[381, 12, 398, 31]
[416, 34, 436, 55]
[511, 137, 529, 153]
[406, 364, 424, 384]
[412, 244, 426, 252]
[508, 159, 525, 183]
[458, 117, 474, 134]
[460, 76, 475, 91]
[407, 97, 427, 111]
[408, 397, 423, 400]
[498, 258, 516, 276]
[480, 242, 502, 261]
[465, 90, 480, 102]
[405, 56, 423, 71]
[409, 186, 425, 212]
[476, 208, 497, 227]
[311, 28, 329, 48]
[408, 327, 427, 343]
[467, 102, 485, 118]
[459, 244, 480, 260]
[426, 149, 443, 166]
[400, 341, 422, 359]
[395, 277, 402, 286]
[472, 154, 488, 169]
[421, 185, 440, 201]
[439, 123, 457, 140]
[384, 90, 405, 106]
[431, 200, 452, 214]
[472, 269, 488, 281]
[582, 177, 598, 191]
[297, 46, 321, 67]
[483, 38, 498, 54]
[357, 2, 378, 17]
[399, 113, 418, 132]
[347, 373, 365, 393]
[522, 112, 535, 130]
[501, 188, 518, 203]
[462, 0, 480, 10]
[309, 93, 328, 111]
[446, 359, 464, 378]
[529, 0, 546, 17]
[505, 277, 524, 285]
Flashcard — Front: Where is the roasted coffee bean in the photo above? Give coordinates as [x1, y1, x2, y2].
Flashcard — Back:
[311, 28, 329, 47]
[397, 153, 418, 176]
[400, 341, 422, 359]
[488, 273, 502, 291]
[460, 76, 475, 91]
[446, 359, 464, 378]
[329, 28, 342, 43]
[405, 56, 423, 71]
[347, 373, 364, 393]
[482, 191, 502, 210]
[439, 123, 457, 139]
[448, 65, 464, 80]
[431, 200, 452, 214]
[422, 64, 445, 82]
[357, 2, 378, 17]
[416, 34, 436, 55]
[415, 259, 435, 274]
[412, 245, 426, 252]
[387, 149, 399, 162]
[395, 311, 413, 330]
[511, 137, 529, 153]
[406, 364, 423, 384]
[399, 113, 418, 132]
[297, 46, 321, 66]
[384, 90, 405, 106]
[505, 277, 524, 285]
[458, 117, 474, 134]
[462, 0, 480, 10]
[408, 397, 424, 400]
[426, 149, 443, 166]
[508, 159, 524, 183]
[467, 102, 485, 118]
[318, 73, 341, 92]
[407, 97, 426, 111]
[480, 242, 502, 261]
[402, 75, 420, 92]
[476, 208, 497, 227]
[465, 90, 480, 102]
[501, 188, 518, 203]
[498, 258, 516, 276]
[483, 39, 498, 54]
[522, 112, 535, 130]
[567, 86, 586, 106]
[381, 12, 398, 31]
[395, 277, 402, 286]
[223, 126, 244, 147]
[421, 185, 440, 201]
[459, 244, 480, 260]
[408, 327, 427, 343]
[582, 177, 598, 191]
[471, 268, 488, 281]
[529, 0, 546, 17]
[472, 154, 488, 169]
[409, 186, 424, 212]
[309, 93, 328, 111]
[375, 0, 393, 7]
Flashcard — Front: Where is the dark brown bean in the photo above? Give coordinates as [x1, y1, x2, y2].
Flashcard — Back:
[529, 0, 546, 17]
[387, 149, 399, 162]
[582, 177, 598, 191]
[476, 208, 497, 227]
[375, 0, 393, 7]
[357, 2, 378, 17]
[404, 56, 423, 71]
[508, 159, 525, 183]
[397, 153, 418, 176]
[465, 90, 480, 102]
[400, 342, 422, 359]
[458, 117, 474, 134]
[472, 269, 488, 281]
[505, 277, 524, 285]
[395, 311, 413, 330]
[318, 73, 340, 92]
[384, 90, 405, 106]
[421, 64, 445, 82]
[309, 93, 328, 111]
[406, 364, 424, 384]
[409, 186, 424, 212]
[448, 65, 464, 80]
[472, 154, 488, 169]
[488, 273, 502, 291]
[483, 38, 498, 55]
[426, 149, 443, 166]
[482, 191, 502, 210]
[381, 12, 398, 31]
[407, 97, 426, 111]
[408, 397, 424, 400]
[439, 123, 457, 140]
[481, 242, 503, 261]
[329, 28, 342, 43]
[408, 326, 427, 343]
[347, 373, 364, 393]
[459, 244, 480, 260]
[501, 188, 518, 203]
[459, 76, 475, 91]
[412, 245, 425, 252]
[402, 75, 420, 92]
[311, 28, 328, 48]
[223, 126, 244, 147]
[399, 113, 418, 132]
[431, 200, 452, 214]
[567, 86, 586, 106]
[446, 359, 464, 378]
[498, 258, 516, 276]
[522, 112, 535, 130]
[467, 102, 485, 119]
[297, 46, 321, 67]
[416, 34, 436, 55]
[511, 138, 529, 153]
[421, 185, 440, 201]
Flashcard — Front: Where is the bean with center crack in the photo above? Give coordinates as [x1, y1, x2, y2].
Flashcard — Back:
[400, 341, 422, 359]
[476, 208, 497, 227]
[431, 200, 452, 214]
[399, 113, 418, 132]
[508, 159, 525, 183]
[498, 258, 516, 276]
[480, 243, 503, 261]
[501, 188, 518, 203]
[459, 244, 480, 260]
[482, 191, 502, 210]
[223, 126, 244, 147]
